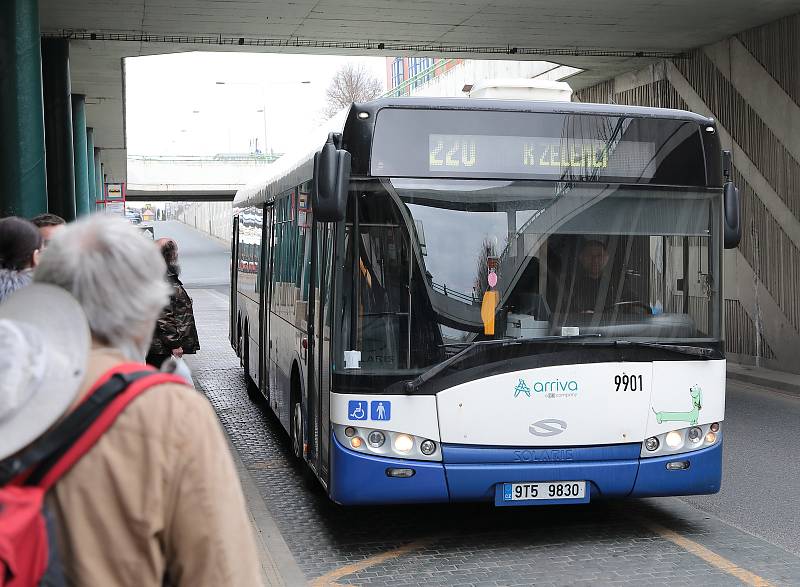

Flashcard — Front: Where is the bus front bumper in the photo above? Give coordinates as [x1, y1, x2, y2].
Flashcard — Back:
[329, 434, 722, 505]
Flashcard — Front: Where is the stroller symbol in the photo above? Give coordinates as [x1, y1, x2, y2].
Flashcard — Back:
[348, 400, 368, 421]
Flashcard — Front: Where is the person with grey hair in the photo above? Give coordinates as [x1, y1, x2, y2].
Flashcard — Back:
[33, 215, 261, 586]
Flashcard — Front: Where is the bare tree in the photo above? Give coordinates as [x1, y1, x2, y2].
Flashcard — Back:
[323, 64, 383, 118]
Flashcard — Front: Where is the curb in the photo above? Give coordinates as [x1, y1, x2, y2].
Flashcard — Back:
[727, 370, 800, 397]
[231, 443, 308, 586]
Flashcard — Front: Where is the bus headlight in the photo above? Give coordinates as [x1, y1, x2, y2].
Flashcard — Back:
[687, 427, 703, 443]
[665, 430, 683, 449]
[367, 430, 385, 448]
[641, 423, 721, 458]
[420, 440, 437, 455]
[333, 425, 441, 461]
[393, 434, 414, 453]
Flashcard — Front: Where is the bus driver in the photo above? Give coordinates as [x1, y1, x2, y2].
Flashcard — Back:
[562, 239, 644, 315]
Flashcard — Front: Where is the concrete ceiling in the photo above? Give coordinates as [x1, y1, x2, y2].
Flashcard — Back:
[39, 0, 800, 183]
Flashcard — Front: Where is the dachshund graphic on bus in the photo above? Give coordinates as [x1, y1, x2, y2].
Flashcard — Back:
[652, 385, 702, 425]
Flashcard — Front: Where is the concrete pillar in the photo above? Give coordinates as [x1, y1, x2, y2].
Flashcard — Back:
[41, 37, 76, 221]
[71, 94, 90, 216]
[99, 161, 105, 208]
[94, 148, 103, 209]
[86, 127, 96, 209]
[0, 0, 47, 217]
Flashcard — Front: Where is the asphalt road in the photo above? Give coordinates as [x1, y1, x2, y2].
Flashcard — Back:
[683, 380, 800, 556]
[177, 220, 800, 583]
[152, 220, 229, 287]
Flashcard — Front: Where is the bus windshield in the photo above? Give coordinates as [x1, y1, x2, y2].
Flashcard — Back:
[337, 179, 720, 375]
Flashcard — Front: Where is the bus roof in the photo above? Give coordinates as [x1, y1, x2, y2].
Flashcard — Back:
[233, 107, 349, 209]
[356, 97, 713, 125]
[233, 98, 715, 209]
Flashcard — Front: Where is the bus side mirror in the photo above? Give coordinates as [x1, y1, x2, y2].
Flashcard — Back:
[313, 133, 350, 222]
[723, 181, 741, 249]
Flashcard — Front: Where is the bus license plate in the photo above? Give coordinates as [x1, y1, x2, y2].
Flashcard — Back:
[502, 481, 586, 502]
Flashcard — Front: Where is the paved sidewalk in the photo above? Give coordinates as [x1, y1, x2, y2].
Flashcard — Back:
[184, 288, 306, 586]
[727, 362, 800, 396]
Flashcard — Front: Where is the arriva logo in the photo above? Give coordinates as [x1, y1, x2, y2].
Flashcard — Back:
[514, 378, 579, 398]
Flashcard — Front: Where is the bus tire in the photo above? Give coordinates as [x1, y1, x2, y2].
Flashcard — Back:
[237, 316, 243, 361]
[291, 391, 318, 488]
[243, 324, 260, 402]
[290, 369, 303, 461]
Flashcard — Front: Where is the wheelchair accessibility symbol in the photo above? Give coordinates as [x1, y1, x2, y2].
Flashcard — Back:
[348, 400, 368, 421]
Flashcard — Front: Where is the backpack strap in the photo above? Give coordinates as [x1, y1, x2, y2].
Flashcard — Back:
[34, 369, 187, 491]
[0, 365, 186, 489]
[0, 370, 153, 486]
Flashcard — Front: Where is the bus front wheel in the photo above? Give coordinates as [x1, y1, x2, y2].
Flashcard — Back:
[292, 401, 303, 460]
[243, 325, 260, 402]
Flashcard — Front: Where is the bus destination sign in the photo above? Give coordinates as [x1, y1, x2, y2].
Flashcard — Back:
[428, 134, 656, 178]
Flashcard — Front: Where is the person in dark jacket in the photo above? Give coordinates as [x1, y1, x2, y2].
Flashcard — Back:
[146, 238, 200, 367]
[0, 217, 42, 303]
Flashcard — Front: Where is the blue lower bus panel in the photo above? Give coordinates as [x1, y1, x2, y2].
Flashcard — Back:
[328, 434, 722, 505]
[443, 443, 640, 503]
[631, 441, 723, 497]
[329, 435, 450, 505]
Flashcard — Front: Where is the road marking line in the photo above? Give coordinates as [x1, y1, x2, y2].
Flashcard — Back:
[309, 536, 438, 587]
[642, 519, 775, 587]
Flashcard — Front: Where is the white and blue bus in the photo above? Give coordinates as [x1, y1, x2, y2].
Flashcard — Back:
[231, 95, 740, 506]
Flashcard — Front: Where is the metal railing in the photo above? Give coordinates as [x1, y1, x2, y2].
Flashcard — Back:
[431, 280, 477, 304]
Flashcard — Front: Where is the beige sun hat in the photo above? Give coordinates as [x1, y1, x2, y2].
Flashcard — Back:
[0, 283, 90, 460]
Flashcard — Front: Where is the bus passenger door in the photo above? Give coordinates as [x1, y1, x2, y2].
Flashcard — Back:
[230, 216, 239, 349]
[315, 223, 336, 484]
[306, 222, 331, 479]
[306, 216, 320, 470]
[259, 205, 273, 399]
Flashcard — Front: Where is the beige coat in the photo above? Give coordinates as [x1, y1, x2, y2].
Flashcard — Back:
[47, 348, 262, 586]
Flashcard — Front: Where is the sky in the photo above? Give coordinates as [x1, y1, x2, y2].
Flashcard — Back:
[125, 52, 388, 157]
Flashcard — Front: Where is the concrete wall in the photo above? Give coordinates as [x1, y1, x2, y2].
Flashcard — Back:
[168, 201, 233, 246]
[575, 13, 800, 374]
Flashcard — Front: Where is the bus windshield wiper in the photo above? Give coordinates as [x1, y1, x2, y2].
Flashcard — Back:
[405, 334, 601, 393]
[611, 340, 716, 358]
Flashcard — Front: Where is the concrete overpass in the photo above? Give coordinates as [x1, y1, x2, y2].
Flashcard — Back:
[4, 0, 797, 216]
[2, 2, 799, 374]
[125, 154, 278, 201]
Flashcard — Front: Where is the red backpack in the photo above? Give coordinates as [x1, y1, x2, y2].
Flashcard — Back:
[0, 366, 186, 587]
